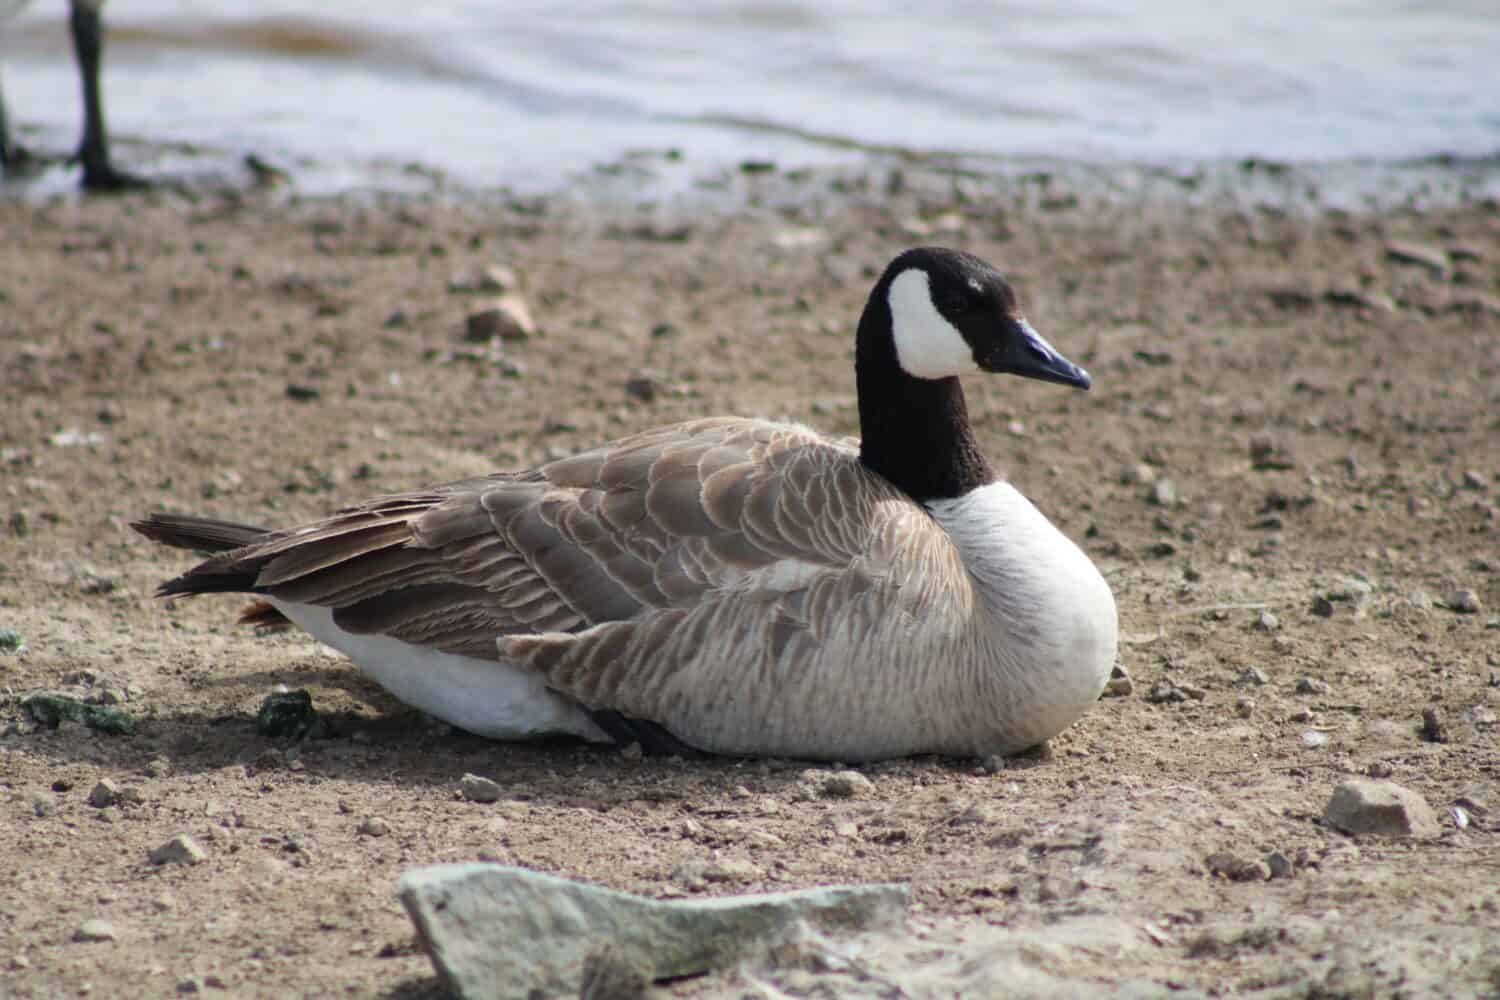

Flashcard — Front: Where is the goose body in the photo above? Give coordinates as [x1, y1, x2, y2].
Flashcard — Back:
[135, 248, 1118, 761]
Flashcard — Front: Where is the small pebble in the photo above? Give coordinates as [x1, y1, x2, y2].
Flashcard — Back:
[1300, 730, 1327, 747]
[1205, 851, 1270, 882]
[1145, 679, 1189, 704]
[1365, 760, 1395, 778]
[1445, 589, 1482, 614]
[820, 770, 875, 799]
[356, 816, 390, 837]
[460, 773, 504, 803]
[1102, 664, 1133, 698]
[1254, 610, 1280, 632]
[1265, 852, 1294, 879]
[977, 754, 1006, 775]
[1149, 479, 1178, 507]
[1310, 596, 1335, 618]
[1419, 707, 1448, 743]
[73, 919, 117, 943]
[1383, 240, 1449, 276]
[87, 779, 120, 808]
[464, 295, 536, 342]
[1239, 666, 1271, 686]
[149, 834, 206, 866]
[1234, 697, 1256, 719]
[1295, 677, 1330, 696]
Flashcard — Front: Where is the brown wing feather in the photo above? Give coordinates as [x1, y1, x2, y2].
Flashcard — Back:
[137, 418, 896, 667]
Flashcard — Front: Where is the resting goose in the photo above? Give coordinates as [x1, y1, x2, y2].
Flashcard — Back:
[133, 247, 1117, 761]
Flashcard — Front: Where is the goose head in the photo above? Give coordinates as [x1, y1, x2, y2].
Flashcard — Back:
[855, 247, 1093, 501]
[881, 247, 1091, 389]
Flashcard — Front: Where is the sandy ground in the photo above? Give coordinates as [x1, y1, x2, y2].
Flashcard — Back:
[1, 176, 1498, 998]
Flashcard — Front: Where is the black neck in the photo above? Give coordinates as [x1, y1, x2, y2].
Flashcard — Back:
[855, 292, 994, 502]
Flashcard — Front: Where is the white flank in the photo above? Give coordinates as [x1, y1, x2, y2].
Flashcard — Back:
[267, 599, 608, 742]
[887, 268, 980, 379]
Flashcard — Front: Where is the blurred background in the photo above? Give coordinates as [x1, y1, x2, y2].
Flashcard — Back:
[2, 0, 1498, 198]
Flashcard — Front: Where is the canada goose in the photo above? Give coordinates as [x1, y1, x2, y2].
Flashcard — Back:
[0, 0, 141, 189]
[134, 247, 1118, 761]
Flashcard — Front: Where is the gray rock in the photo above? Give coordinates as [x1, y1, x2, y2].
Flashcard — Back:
[357, 816, 391, 837]
[149, 834, 207, 866]
[459, 773, 504, 803]
[1148, 479, 1178, 507]
[1325, 779, 1441, 838]
[73, 919, 117, 942]
[396, 863, 907, 1000]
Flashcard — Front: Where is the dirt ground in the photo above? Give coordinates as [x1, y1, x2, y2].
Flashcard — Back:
[1, 174, 1498, 998]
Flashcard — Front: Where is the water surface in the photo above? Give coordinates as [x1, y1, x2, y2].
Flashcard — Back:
[2, 1, 1497, 197]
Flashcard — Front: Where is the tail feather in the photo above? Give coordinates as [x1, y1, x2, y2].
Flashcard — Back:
[131, 513, 278, 553]
[132, 512, 285, 599]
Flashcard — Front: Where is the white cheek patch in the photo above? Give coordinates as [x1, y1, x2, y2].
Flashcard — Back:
[887, 269, 980, 380]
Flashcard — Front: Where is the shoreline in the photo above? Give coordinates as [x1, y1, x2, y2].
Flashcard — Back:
[5, 129, 1500, 214]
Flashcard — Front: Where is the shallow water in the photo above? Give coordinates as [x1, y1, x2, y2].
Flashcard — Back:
[2, 1, 1498, 196]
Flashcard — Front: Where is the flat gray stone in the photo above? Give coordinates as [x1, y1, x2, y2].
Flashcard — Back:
[1325, 779, 1440, 838]
[396, 863, 908, 1000]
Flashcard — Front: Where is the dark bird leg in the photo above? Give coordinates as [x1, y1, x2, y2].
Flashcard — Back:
[586, 709, 704, 757]
[68, 0, 146, 191]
